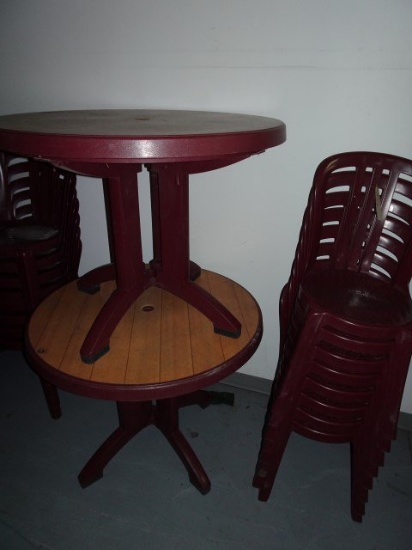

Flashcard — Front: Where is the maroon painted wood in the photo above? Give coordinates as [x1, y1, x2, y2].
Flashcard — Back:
[0, 110, 285, 362]
[253, 151, 412, 522]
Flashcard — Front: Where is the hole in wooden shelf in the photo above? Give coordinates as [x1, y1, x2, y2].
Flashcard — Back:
[141, 304, 155, 312]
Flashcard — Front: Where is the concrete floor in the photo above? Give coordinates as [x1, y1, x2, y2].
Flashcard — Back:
[1, 349, 411, 549]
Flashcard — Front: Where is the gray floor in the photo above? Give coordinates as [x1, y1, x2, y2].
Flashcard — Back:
[1, 350, 411, 550]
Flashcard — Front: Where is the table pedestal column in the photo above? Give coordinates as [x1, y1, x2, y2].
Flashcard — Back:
[75, 164, 241, 364]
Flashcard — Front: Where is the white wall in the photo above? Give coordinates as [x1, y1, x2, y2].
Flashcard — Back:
[1, 0, 412, 412]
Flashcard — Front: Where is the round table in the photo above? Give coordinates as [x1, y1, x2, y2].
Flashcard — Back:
[0, 109, 285, 492]
[0, 109, 285, 362]
[26, 270, 262, 493]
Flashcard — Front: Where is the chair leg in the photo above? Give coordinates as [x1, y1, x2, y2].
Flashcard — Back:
[350, 440, 370, 522]
[39, 378, 62, 419]
[253, 383, 294, 501]
[350, 427, 387, 523]
[350, 421, 398, 523]
[253, 420, 292, 501]
[253, 352, 301, 500]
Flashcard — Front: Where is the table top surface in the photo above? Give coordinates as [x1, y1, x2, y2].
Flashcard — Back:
[0, 109, 286, 163]
[26, 270, 262, 401]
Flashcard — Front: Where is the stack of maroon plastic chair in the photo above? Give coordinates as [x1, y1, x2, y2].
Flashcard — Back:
[0, 153, 81, 348]
[253, 151, 412, 521]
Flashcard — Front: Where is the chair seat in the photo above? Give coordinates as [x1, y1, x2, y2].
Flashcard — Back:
[0, 224, 59, 245]
[301, 269, 412, 326]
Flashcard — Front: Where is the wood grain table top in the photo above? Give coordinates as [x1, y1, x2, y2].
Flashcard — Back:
[26, 270, 262, 400]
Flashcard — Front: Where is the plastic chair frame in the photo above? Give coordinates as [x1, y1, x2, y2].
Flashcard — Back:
[0, 153, 81, 348]
[254, 151, 412, 521]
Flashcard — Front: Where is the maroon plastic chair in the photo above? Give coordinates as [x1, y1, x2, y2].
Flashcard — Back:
[253, 151, 412, 521]
[0, 153, 81, 348]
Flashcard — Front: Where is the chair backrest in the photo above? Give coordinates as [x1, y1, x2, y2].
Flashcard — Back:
[280, 152, 412, 340]
[0, 153, 77, 229]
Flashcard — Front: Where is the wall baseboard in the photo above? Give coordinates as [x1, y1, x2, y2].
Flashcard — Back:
[221, 372, 412, 432]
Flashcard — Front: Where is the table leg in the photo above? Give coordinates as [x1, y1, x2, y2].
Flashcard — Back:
[78, 401, 153, 488]
[78, 398, 211, 493]
[149, 169, 201, 282]
[77, 390, 234, 493]
[149, 166, 241, 338]
[79, 173, 146, 363]
[77, 263, 116, 294]
[177, 389, 235, 408]
[79, 164, 241, 363]
[155, 398, 211, 494]
[77, 398, 210, 492]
